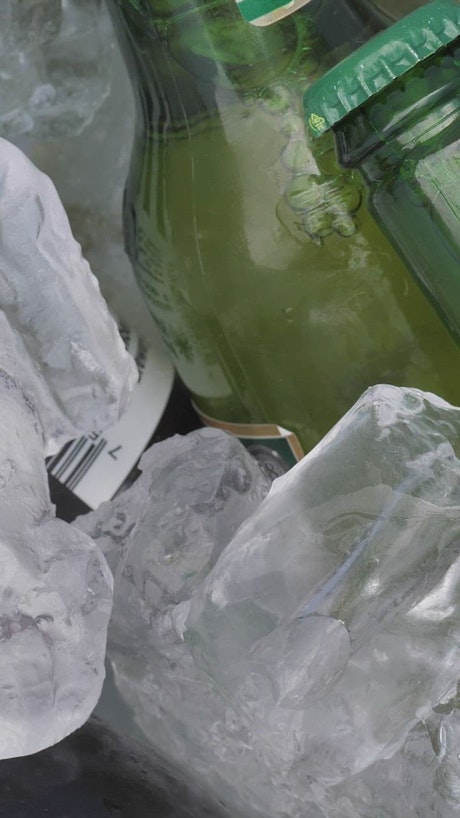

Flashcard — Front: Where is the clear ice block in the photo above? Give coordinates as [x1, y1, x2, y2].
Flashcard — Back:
[0, 137, 137, 452]
[0, 374, 113, 758]
[77, 387, 460, 816]
[185, 385, 460, 785]
[0, 136, 137, 758]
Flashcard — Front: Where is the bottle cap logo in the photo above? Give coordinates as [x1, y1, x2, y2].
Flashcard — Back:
[308, 113, 327, 135]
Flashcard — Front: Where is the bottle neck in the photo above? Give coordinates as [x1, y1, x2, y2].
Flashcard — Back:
[106, 0, 386, 127]
[334, 44, 460, 185]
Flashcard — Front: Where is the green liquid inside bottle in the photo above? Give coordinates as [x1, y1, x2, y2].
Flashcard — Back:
[109, 0, 460, 459]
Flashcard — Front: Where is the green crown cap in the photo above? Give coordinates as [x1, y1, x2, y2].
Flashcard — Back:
[304, 0, 460, 137]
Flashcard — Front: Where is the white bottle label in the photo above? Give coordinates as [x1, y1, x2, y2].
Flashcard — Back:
[47, 327, 174, 509]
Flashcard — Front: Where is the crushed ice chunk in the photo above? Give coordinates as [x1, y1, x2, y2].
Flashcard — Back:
[0, 375, 112, 759]
[185, 385, 460, 786]
[317, 698, 460, 817]
[77, 386, 460, 816]
[0, 137, 137, 452]
[77, 428, 271, 646]
[0, 134, 139, 759]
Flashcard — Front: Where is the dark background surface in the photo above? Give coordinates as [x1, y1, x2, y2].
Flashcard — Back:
[0, 716, 227, 818]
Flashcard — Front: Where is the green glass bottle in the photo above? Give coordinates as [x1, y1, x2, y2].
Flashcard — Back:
[305, 0, 460, 352]
[107, 0, 460, 465]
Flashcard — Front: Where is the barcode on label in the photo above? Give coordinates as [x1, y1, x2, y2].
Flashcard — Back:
[47, 432, 108, 491]
[45, 324, 175, 510]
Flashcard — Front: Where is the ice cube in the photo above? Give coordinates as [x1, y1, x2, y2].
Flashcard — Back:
[0, 130, 137, 760]
[185, 385, 460, 785]
[77, 387, 460, 816]
[317, 695, 460, 817]
[0, 374, 112, 759]
[76, 428, 271, 648]
[0, 137, 137, 452]
[0, 0, 113, 140]
[76, 429, 278, 818]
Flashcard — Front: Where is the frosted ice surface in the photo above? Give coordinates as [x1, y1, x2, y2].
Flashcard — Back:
[318, 693, 460, 817]
[0, 136, 137, 759]
[0, 373, 113, 759]
[0, 137, 137, 452]
[76, 387, 460, 817]
[76, 428, 275, 818]
[186, 385, 460, 786]
[0, 0, 113, 139]
[77, 428, 271, 649]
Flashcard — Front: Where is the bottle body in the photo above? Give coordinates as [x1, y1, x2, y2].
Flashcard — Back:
[334, 43, 460, 349]
[110, 0, 460, 457]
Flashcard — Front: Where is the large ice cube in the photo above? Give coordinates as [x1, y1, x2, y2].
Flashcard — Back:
[0, 0, 113, 139]
[185, 385, 460, 785]
[0, 373, 112, 758]
[77, 428, 271, 649]
[0, 136, 137, 758]
[76, 429, 277, 818]
[0, 137, 137, 452]
[77, 386, 460, 817]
